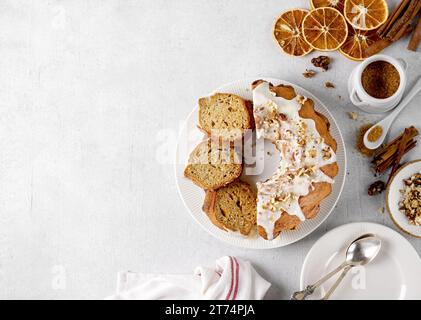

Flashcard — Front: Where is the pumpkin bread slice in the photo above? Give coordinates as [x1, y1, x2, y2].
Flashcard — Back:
[198, 93, 253, 140]
[184, 139, 243, 190]
[203, 181, 257, 235]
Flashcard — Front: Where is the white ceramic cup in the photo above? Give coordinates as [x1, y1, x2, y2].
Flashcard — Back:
[348, 54, 407, 114]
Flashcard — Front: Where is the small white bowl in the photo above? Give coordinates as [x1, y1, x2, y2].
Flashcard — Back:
[386, 160, 421, 238]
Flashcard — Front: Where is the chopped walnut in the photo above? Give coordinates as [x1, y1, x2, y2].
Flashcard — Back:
[308, 149, 317, 158]
[298, 138, 306, 146]
[266, 109, 277, 121]
[325, 81, 335, 89]
[348, 111, 358, 120]
[322, 146, 332, 160]
[278, 113, 288, 121]
[304, 166, 316, 175]
[303, 69, 316, 78]
[311, 56, 331, 71]
[296, 95, 306, 105]
[296, 168, 305, 177]
[368, 180, 386, 196]
[399, 173, 421, 226]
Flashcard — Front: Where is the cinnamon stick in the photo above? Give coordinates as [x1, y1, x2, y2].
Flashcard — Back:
[375, 141, 416, 173]
[374, 126, 418, 158]
[374, 139, 414, 168]
[387, 0, 421, 40]
[388, 128, 412, 183]
[408, 17, 421, 51]
[382, 126, 418, 146]
[365, 0, 421, 56]
[373, 141, 414, 167]
[365, 25, 413, 57]
[378, 0, 410, 38]
[364, 38, 394, 56]
[372, 126, 419, 174]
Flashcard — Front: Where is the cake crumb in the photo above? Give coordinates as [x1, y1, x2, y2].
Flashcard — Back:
[348, 111, 358, 120]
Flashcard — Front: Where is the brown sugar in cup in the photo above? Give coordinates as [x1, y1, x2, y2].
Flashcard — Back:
[361, 61, 400, 99]
[349, 54, 407, 113]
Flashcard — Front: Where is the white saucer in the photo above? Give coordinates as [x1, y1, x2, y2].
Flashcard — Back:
[387, 160, 421, 238]
[300, 222, 421, 299]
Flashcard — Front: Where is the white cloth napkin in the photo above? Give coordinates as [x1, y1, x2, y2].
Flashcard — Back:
[107, 256, 271, 300]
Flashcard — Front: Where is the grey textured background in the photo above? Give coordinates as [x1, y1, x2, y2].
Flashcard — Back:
[0, 0, 419, 299]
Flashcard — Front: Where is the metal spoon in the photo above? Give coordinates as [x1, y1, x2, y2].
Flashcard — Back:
[364, 77, 421, 150]
[291, 234, 381, 300]
[320, 234, 381, 300]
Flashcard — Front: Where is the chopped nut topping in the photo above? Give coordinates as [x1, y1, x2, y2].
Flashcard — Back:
[275, 193, 291, 202]
[296, 95, 306, 105]
[278, 113, 288, 121]
[297, 120, 308, 131]
[266, 109, 277, 121]
[297, 168, 304, 177]
[399, 172, 421, 226]
[311, 55, 331, 71]
[308, 149, 317, 158]
[322, 146, 332, 160]
[304, 166, 316, 175]
[325, 81, 335, 89]
[303, 69, 317, 78]
[347, 111, 358, 120]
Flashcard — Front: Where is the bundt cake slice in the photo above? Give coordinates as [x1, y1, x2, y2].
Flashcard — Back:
[198, 93, 254, 141]
[203, 181, 257, 235]
[184, 139, 242, 190]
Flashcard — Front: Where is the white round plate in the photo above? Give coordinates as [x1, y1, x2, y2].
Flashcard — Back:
[175, 78, 346, 249]
[300, 222, 421, 300]
[386, 160, 421, 238]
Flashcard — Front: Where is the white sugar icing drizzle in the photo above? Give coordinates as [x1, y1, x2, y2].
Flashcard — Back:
[253, 82, 336, 240]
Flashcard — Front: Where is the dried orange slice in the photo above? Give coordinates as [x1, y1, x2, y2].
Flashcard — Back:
[344, 0, 388, 31]
[273, 9, 313, 57]
[302, 7, 348, 51]
[310, 0, 345, 12]
[339, 25, 380, 60]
